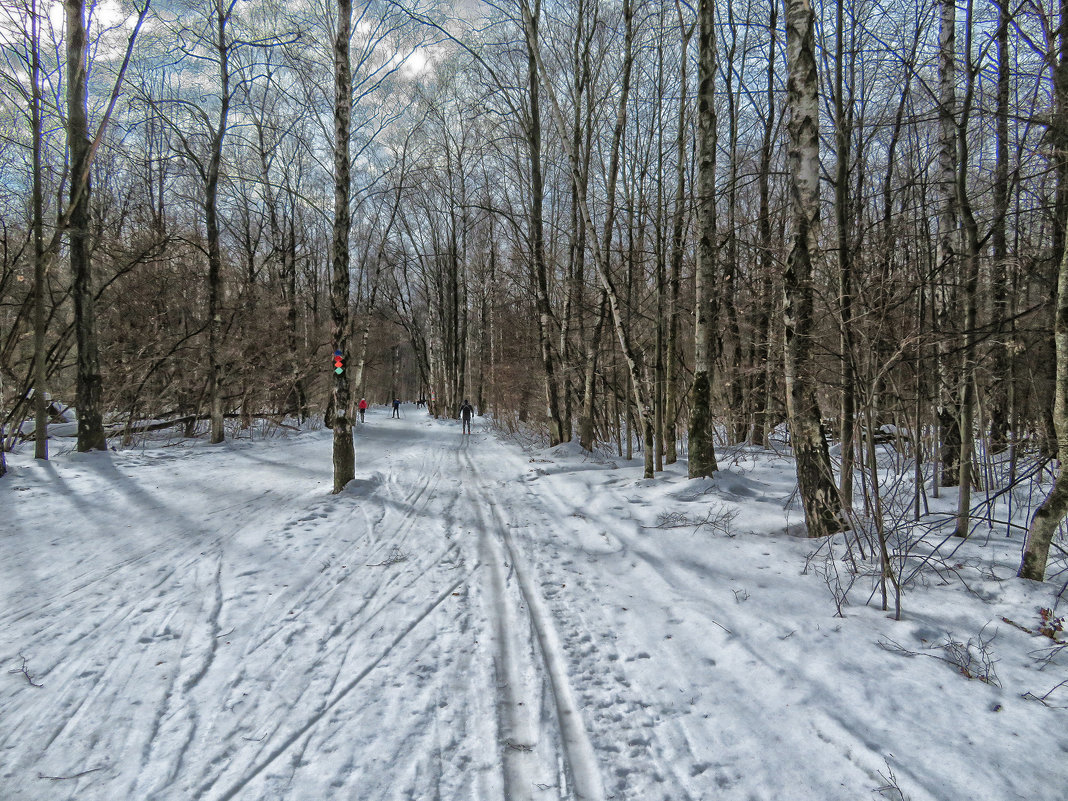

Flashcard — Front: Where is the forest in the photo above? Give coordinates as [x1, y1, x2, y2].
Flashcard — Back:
[2, 0, 1067, 585]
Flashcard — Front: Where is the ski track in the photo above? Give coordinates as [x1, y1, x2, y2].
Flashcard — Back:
[464, 450, 605, 801]
[5, 417, 1058, 800]
[1, 424, 676, 801]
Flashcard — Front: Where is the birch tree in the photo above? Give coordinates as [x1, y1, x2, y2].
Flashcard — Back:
[782, 0, 843, 536]
[1019, 217, 1068, 580]
[688, 0, 718, 478]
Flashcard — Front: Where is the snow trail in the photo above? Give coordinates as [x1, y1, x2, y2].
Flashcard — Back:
[209, 572, 471, 801]
[2, 411, 1064, 801]
[465, 450, 605, 801]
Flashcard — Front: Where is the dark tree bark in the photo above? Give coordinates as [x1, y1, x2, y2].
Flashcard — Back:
[205, 0, 236, 445]
[1019, 212, 1068, 580]
[833, 0, 856, 509]
[935, 0, 961, 487]
[1039, 0, 1068, 459]
[953, 1, 982, 538]
[579, 292, 608, 452]
[664, 3, 693, 464]
[752, 1, 778, 448]
[331, 0, 355, 492]
[721, 0, 746, 446]
[782, 0, 843, 537]
[66, 0, 106, 452]
[32, 0, 47, 459]
[524, 0, 567, 446]
[988, 0, 1012, 454]
[688, 0, 719, 478]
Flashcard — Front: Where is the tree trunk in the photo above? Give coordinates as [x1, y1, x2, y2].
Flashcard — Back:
[722, 0, 746, 445]
[782, 0, 843, 537]
[1038, 0, 1068, 459]
[66, 0, 107, 453]
[752, 0, 778, 448]
[559, 0, 596, 446]
[579, 292, 608, 452]
[833, 0, 856, 510]
[523, 0, 652, 476]
[935, 0, 961, 486]
[689, 0, 719, 478]
[1019, 210, 1068, 581]
[32, 0, 48, 460]
[286, 216, 307, 420]
[953, 6, 981, 538]
[205, 0, 234, 445]
[525, 2, 566, 446]
[331, 0, 355, 493]
[664, 6, 693, 464]
[988, 0, 1011, 453]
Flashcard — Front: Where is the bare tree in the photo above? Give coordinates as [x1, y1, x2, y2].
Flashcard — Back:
[831, 0, 856, 508]
[934, 0, 961, 488]
[331, 0, 356, 492]
[663, 0, 693, 464]
[782, 0, 843, 537]
[952, 0, 982, 537]
[988, 0, 1013, 454]
[688, 0, 718, 478]
[752, 0, 779, 448]
[524, 0, 567, 446]
[1019, 216, 1068, 581]
[65, 0, 106, 452]
[30, 0, 47, 459]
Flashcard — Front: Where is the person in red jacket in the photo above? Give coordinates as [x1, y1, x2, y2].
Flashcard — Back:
[358, 398, 368, 423]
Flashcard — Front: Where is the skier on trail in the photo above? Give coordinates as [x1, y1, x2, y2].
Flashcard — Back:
[459, 399, 474, 435]
[392, 398, 401, 418]
[358, 398, 367, 423]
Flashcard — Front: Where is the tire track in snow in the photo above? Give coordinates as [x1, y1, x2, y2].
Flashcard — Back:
[464, 450, 606, 801]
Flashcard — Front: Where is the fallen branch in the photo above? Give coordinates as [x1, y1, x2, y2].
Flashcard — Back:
[9, 653, 43, 688]
[37, 766, 105, 781]
[1022, 679, 1068, 708]
[878, 629, 1000, 686]
[366, 546, 408, 567]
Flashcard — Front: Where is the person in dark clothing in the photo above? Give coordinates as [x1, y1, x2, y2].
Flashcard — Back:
[392, 398, 401, 418]
[459, 399, 474, 434]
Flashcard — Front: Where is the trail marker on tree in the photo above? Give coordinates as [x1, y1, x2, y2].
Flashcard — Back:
[334, 351, 344, 375]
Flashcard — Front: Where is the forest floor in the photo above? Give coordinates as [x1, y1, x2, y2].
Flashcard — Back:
[1, 407, 1066, 801]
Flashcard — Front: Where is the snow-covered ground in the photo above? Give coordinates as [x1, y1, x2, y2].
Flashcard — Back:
[2, 408, 1065, 801]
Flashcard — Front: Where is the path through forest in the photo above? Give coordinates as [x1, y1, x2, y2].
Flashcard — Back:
[2, 408, 1064, 800]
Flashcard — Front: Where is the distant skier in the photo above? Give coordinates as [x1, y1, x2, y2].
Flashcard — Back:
[358, 398, 367, 423]
[392, 398, 401, 418]
[459, 399, 474, 434]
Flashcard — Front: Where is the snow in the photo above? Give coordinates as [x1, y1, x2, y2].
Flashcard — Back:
[2, 408, 1066, 800]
